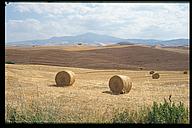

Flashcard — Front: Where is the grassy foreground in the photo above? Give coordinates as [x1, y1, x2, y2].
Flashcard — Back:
[5, 96, 189, 124]
[112, 98, 189, 124]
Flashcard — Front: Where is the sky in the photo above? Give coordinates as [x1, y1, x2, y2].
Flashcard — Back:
[5, 2, 189, 42]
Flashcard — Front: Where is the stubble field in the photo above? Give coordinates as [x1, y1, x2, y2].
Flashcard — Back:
[5, 64, 189, 123]
[5, 45, 189, 123]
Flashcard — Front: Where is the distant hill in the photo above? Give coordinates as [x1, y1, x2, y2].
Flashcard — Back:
[123, 39, 161, 45]
[7, 32, 123, 46]
[117, 39, 189, 47]
[158, 39, 189, 47]
[5, 45, 189, 71]
[6, 32, 189, 47]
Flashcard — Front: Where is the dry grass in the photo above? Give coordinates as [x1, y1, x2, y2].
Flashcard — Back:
[5, 64, 189, 123]
[5, 44, 135, 52]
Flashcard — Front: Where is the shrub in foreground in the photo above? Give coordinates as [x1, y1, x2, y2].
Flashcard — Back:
[112, 98, 189, 124]
[5, 61, 15, 64]
[5, 97, 189, 123]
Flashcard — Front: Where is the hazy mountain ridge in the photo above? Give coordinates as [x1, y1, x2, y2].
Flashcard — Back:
[157, 39, 189, 47]
[7, 32, 189, 47]
[123, 39, 161, 45]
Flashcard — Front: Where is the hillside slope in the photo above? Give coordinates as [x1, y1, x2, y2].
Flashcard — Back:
[5, 45, 189, 71]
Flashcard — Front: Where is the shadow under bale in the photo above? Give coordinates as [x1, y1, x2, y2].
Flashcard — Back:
[102, 91, 113, 95]
[183, 71, 187, 74]
[149, 70, 155, 74]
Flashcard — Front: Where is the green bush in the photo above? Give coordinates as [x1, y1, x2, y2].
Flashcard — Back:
[147, 99, 189, 123]
[112, 98, 189, 124]
[5, 61, 15, 64]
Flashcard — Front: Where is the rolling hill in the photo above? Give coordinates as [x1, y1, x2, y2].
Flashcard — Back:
[5, 45, 189, 71]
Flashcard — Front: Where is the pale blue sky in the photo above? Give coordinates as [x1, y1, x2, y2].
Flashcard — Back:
[5, 2, 189, 42]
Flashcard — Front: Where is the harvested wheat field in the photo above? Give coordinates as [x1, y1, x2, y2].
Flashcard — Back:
[5, 64, 189, 123]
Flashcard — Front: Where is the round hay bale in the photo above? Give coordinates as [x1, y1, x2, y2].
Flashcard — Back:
[183, 71, 187, 74]
[109, 75, 132, 95]
[55, 70, 75, 87]
[152, 73, 160, 79]
[149, 70, 155, 74]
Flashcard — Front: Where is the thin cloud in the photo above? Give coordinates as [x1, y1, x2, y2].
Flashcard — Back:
[6, 2, 189, 42]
